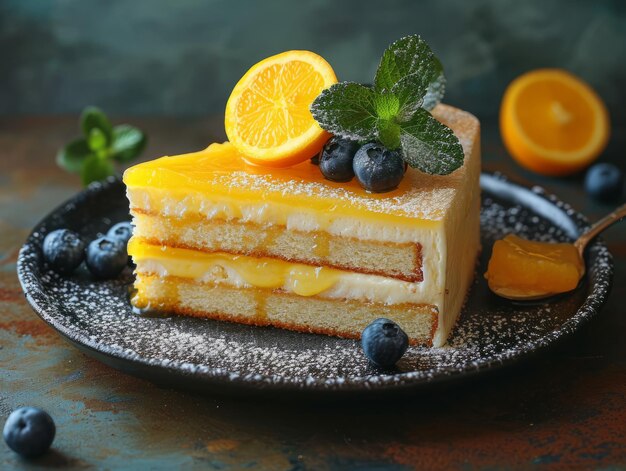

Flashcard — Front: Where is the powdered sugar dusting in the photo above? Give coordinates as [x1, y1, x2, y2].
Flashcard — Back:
[17, 175, 613, 392]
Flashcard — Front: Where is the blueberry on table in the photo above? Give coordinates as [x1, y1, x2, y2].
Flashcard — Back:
[107, 221, 134, 245]
[42, 229, 85, 275]
[361, 318, 409, 368]
[319, 137, 360, 182]
[353, 143, 405, 192]
[86, 236, 128, 279]
[3, 407, 55, 458]
[584, 163, 624, 203]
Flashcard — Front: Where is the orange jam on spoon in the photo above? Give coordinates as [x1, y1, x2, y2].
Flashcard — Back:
[485, 234, 584, 299]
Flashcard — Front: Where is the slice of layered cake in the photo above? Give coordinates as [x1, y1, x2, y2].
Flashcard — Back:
[124, 35, 481, 347]
[124, 103, 479, 347]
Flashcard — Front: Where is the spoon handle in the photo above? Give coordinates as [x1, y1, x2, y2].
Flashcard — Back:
[574, 203, 626, 256]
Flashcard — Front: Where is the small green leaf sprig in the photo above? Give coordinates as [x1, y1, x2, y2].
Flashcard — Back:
[310, 35, 463, 175]
[56, 107, 147, 186]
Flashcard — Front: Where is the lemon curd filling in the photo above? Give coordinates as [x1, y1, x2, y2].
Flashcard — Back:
[128, 238, 341, 297]
[129, 238, 444, 308]
[123, 141, 452, 231]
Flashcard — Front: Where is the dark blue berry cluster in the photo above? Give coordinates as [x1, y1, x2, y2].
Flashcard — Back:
[315, 137, 405, 192]
[42, 221, 133, 279]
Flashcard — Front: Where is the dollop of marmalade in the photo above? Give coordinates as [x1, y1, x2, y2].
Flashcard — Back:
[485, 234, 584, 298]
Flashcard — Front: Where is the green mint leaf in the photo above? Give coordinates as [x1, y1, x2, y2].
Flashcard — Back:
[374, 35, 445, 112]
[423, 60, 446, 111]
[111, 125, 147, 162]
[80, 154, 115, 186]
[56, 138, 93, 174]
[310, 82, 379, 142]
[398, 108, 464, 175]
[87, 128, 108, 152]
[377, 119, 401, 149]
[81, 106, 113, 145]
[374, 35, 440, 91]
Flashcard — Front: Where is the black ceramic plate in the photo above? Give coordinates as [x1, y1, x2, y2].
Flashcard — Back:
[17, 174, 613, 395]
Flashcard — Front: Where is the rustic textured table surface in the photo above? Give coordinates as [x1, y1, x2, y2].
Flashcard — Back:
[1, 117, 625, 470]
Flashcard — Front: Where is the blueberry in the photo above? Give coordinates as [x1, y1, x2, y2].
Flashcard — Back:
[353, 143, 405, 192]
[319, 137, 360, 182]
[107, 221, 133, 245]
[584, 163, 624, 203]
[3, 407, 55, 458]
[85, 236, 128, 279]
[361, 318, 409, 368]
[42, 229, 85, 275]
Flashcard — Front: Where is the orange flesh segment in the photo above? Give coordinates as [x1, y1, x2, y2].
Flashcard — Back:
[225, 50, 337, 167]
[516, 78, 595, 152]
[500, 69, 610, 176]
[485, 234, 584, 297]
[237, 61, 324, 148]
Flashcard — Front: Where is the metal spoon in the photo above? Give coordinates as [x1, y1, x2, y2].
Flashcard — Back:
[491, 203, 626, 301]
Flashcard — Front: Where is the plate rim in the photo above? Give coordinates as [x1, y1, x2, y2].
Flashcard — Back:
[16, 174, 614, 394]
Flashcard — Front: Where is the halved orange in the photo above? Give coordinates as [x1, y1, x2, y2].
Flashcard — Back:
[225, 50, 337, 167]
[500, 69, 610, 176]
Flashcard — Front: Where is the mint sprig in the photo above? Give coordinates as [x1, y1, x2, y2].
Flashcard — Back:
[310, 35, 463, 175]
[56, 107, 147, 186]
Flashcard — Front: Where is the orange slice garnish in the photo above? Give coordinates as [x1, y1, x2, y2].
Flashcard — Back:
[500, 69, 610, 176]
[225, 50, 337, 167]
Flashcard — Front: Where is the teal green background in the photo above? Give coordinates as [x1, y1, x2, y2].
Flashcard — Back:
[1, 0, 625, 126]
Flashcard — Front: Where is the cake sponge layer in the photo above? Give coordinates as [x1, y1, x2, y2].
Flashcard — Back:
[134, 274, 438, 345]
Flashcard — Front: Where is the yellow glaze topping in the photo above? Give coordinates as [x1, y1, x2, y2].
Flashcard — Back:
[129, 238, 340, 297]
[123, 141, 461, 226]
[485, 234, 584, 298]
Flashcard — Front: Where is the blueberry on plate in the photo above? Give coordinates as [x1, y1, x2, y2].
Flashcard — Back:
[584, 163, 624, 203]
[85, 236, 128, 279]
[3, 407, 55, 458]
[319, 137, 360, 182]
[42, 229, 85, 275]
[353, 143, 405, 192]
[107, 221, 133, 245]
[361, 318, 409, 368]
